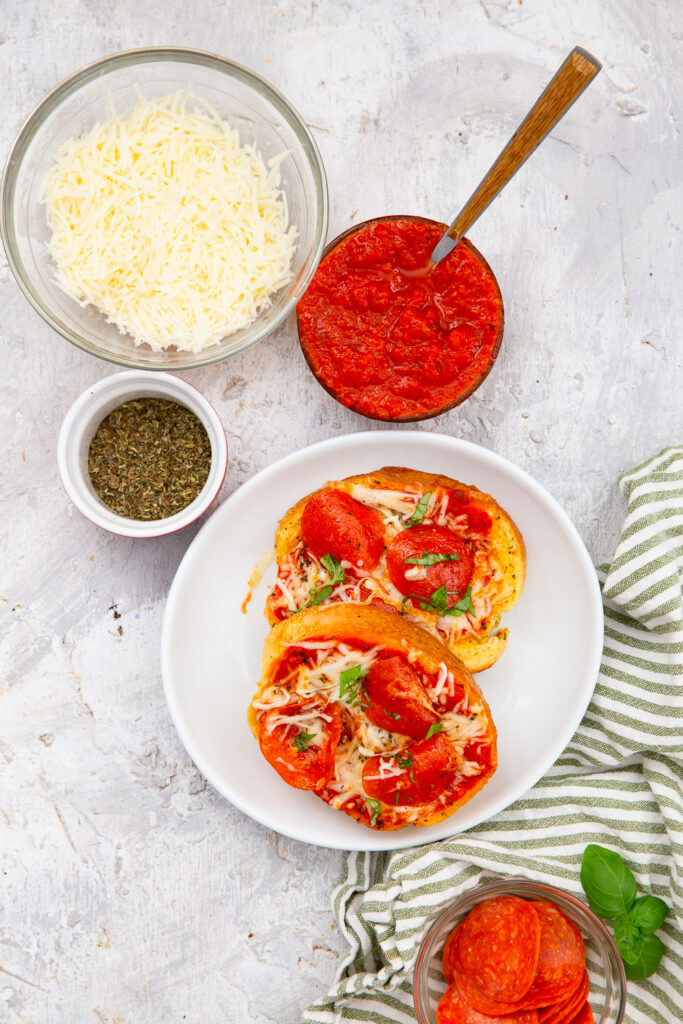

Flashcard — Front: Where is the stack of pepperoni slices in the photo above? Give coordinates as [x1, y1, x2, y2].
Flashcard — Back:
[438, 895, 592, 1024]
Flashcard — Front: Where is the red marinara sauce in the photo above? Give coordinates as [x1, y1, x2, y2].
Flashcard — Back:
[297, 216, 504, 421]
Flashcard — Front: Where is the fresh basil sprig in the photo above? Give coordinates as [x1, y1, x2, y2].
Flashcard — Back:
[306, 553, 345, 607]
[425, 721, 443, 740]
[405, 550, 460, 566]
[580, 844, 669, 979]
[406, 490, 432, 527]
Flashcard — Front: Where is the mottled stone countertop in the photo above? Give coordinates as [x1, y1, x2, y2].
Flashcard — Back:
[1, 2, 681, 1022]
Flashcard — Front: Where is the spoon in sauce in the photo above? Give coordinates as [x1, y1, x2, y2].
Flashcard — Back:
[430, 46, 601, 264]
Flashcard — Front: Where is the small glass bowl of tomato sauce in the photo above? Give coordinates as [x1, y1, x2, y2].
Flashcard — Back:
[413, 878, 626, 1024]
[296, 215, 504, 422]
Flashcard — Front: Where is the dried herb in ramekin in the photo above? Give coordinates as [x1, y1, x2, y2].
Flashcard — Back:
[88, 398, 212, 520]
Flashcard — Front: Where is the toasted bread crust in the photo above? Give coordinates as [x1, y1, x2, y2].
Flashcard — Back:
[268, 466, 526, 672]
[251, 605, 497, 830]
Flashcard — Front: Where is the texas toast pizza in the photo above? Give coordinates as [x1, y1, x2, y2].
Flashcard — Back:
[248, 604, 497, 831]
[265, 466, 525, 672]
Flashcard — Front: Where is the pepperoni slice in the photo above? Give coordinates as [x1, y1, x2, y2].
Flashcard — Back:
[363, 652, 439, 738]
[456, 896, 541, 1008]
[386, 524, 474, 606]
[463, 738, 494, 772]
[540, 972, 589, 1024]
[362, 732, 458, 806]
[447, 490, 492, 536]
[566, 1005, 593, 1024]
[436, 983, 539, 1024]
[521, 902, 585, 1008]
[301, 488, 385, 570]
[259, 704, 341, 791]
[442, 924, 461, 985]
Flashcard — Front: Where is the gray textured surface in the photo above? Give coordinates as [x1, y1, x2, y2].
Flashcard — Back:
[1, 2, 681, 1022]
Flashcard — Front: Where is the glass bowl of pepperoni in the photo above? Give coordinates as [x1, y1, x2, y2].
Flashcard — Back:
[413, 878, 626, 1024]
[296, 215, 504, 422]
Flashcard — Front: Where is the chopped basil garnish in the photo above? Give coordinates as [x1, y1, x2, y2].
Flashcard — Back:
[421, 584, 450, 614]
[407, 584, 475, 618]
[320, 552, 344, 578]
[292, 730, 316, 752]
[396, 751, 415, 782]
[449, 586, 475, 616]
[406, 490, 432, 527]
[305, 553, 345, 608]
[383, 706, 401, 721]
[367, 798, 382, 827]
[405, 550, 460, 566]
[339, 664, 370, 707]
[307, 587, 332, 608]
[425, 721, 443, 740]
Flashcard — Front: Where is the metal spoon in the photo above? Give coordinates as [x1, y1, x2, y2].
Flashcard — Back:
[430, 46, 601, 264]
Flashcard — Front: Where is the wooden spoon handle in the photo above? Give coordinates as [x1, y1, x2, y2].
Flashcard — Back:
[433, 47, 601, 261]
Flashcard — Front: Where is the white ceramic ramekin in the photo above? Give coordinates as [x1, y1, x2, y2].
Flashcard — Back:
[57, 370, 228, 537]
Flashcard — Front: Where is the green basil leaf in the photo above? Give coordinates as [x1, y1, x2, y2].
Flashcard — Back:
[629, 894, 668, 935]
[339, 664, 368, 687]
[406, 490, 432, 527]
[446, 586, 475, 617]
[623, 933, 666, 981]
[405, 551, 460, 566]
[580, 844, 637, 918]
[425, 722, 443, 740]
[305, 553, 345, 607]
[366, 798, 381, 828]
[614, 912, 644, 965]
[424, 584, 449, 613]
[307, 584, 333, 607]
[339, 664, 370, 707]
[292, 730, 316, 753]
[320, 552, 345, 584]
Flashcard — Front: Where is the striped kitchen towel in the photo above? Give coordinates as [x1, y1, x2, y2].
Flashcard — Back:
[302, 446, 683, 1024]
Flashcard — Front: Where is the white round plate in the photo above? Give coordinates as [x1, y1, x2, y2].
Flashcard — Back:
[161, 432, 603, 851]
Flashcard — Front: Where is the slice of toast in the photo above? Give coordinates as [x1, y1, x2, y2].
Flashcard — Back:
[266, 466, 526, 673]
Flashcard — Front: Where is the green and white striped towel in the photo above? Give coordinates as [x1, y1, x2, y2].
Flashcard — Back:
[302, 446, 683, 1024]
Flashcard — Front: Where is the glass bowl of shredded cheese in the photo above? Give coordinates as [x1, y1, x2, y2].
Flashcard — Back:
[1, 48, 328, 368]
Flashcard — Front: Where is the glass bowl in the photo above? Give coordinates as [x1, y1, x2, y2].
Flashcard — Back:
[296, 215, 504, 422]
[1, 47, 328, 370]
[413, 878, 626, 1024]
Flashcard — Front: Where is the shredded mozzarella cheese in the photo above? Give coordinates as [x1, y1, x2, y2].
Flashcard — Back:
[348, 485, 418, 515]
[42, 91, 297, 352]
[262, 707, 330, 746]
